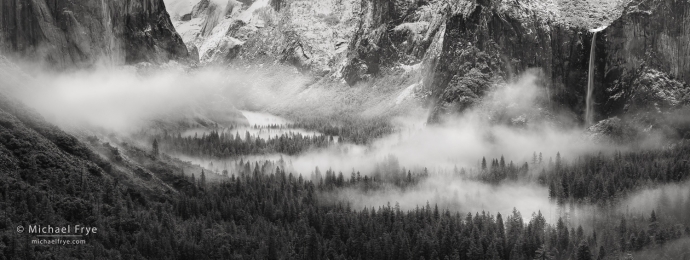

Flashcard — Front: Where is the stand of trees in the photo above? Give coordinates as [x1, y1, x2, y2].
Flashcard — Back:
[196, 155, 430, 192]
[156, 130, 334, 158]
[287, 118, 394, 145]
[152, 115, 397, 158]
[2, 91, 689, 259]
[472, 142, 690, 207]
[542, 144, 690, 204]
[4, 163, 687, 259]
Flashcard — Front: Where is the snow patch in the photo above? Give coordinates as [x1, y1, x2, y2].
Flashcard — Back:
[589, 25, 608, 33]
[399, 63, 422, 74]
[396, 82, 419, 105]
[238, 0, 270, 23]
[198, 18, 238, 60]
[240, 110, 291, 126]
[175, 18, 204, 44]
[393, 22, 430, 35]
[164, 0, 202, 20]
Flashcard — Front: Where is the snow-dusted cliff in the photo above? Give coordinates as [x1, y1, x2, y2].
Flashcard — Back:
[166, 0, 688, 127]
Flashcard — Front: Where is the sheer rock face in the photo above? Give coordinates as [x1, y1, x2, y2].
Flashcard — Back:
[119, 0, 190, 63]
[340, 0, 399, 85]
[0, 0, 188, 67]
[10, 0, 682, 125]
[168, 0, 687, 126]
[428, 1, 593, 122]
[428, 0, 690, 124]
[605, 0, 690, 84]
[341, 0, 448, 85]
[174, 0, 446, 78]
[601, 0, 690, 122]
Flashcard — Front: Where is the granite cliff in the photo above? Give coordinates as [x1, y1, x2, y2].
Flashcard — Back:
[429, 0, 690, 126]
[0, 0, 189, 67]
[168, 0, 688, 128]
[3, 0, 686, 128]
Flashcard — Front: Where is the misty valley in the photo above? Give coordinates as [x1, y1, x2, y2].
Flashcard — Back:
[1, 0, 690, 259]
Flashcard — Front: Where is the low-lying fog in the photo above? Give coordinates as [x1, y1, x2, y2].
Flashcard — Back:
[0, 58, 678, 225]
[181, 110, 334, 141]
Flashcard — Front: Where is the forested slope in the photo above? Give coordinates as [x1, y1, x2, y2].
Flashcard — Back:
[2, 90, 688, 259]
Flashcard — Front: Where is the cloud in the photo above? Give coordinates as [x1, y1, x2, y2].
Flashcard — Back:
[0, 61, 313, 134]
[321, 176, 555, 221]
[6, 64, 223, 133]
[2, 56, 676, 226]
[156, 70, 611, 223]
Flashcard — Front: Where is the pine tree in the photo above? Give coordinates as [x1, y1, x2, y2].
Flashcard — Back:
[466, 237, 482, 260]
[596, 245, 606, 260]
[200, 170, 206, 188]
[509, 238, 526, 260]
[152, 139, 159, 159]
[534, 244, 554, 260]
[488, 241, 501, 260]
[496, 213, 506, 259]
[575, 242, 592, 260]
[500, 156, 506, 168]
[555, 152, 561, 169]
[557, 217, 569, 253]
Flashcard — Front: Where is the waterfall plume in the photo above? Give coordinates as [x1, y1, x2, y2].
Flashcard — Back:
[585, 32, 596, 126]
[585, 26, 606, 126]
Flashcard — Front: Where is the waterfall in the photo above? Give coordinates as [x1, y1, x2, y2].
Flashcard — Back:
[585, 31, 597, 127]
[584, 26, 607, 126]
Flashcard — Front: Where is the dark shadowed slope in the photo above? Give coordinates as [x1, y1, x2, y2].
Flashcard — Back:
[0, 0, 188, 67]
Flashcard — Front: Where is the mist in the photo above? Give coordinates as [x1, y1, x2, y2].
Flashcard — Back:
[0, 60, 316, 135]
[322, 176, 555, 221]
[266, 70, 669, 224]
[262, 71, 615, 174]
[1, 56, 674, 226]
[618, 180, 690, 225]
[631, 237, 690, 260]
[133, 68, 630, 225]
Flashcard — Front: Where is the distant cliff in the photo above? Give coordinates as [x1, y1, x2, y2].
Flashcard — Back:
[3, 0, 685, 125]
[0, 0, 189, 67]
[429, 0, 690, 124]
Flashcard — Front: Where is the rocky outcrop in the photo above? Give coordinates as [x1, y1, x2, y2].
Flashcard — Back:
[172, 0, 448, 78]
[340, 0, 397, 84]
[119, 0, 190, 63]
[0, 0, 188, 67]
[341, 0, 449, 85]
[172, 0, 363, 75]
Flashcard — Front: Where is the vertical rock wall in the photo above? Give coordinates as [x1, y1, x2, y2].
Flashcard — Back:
[429, 1, 594, 121]
[602, 0, 690, 118]
[429, 0, 689, 124]
[0, 0, 188, 67]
